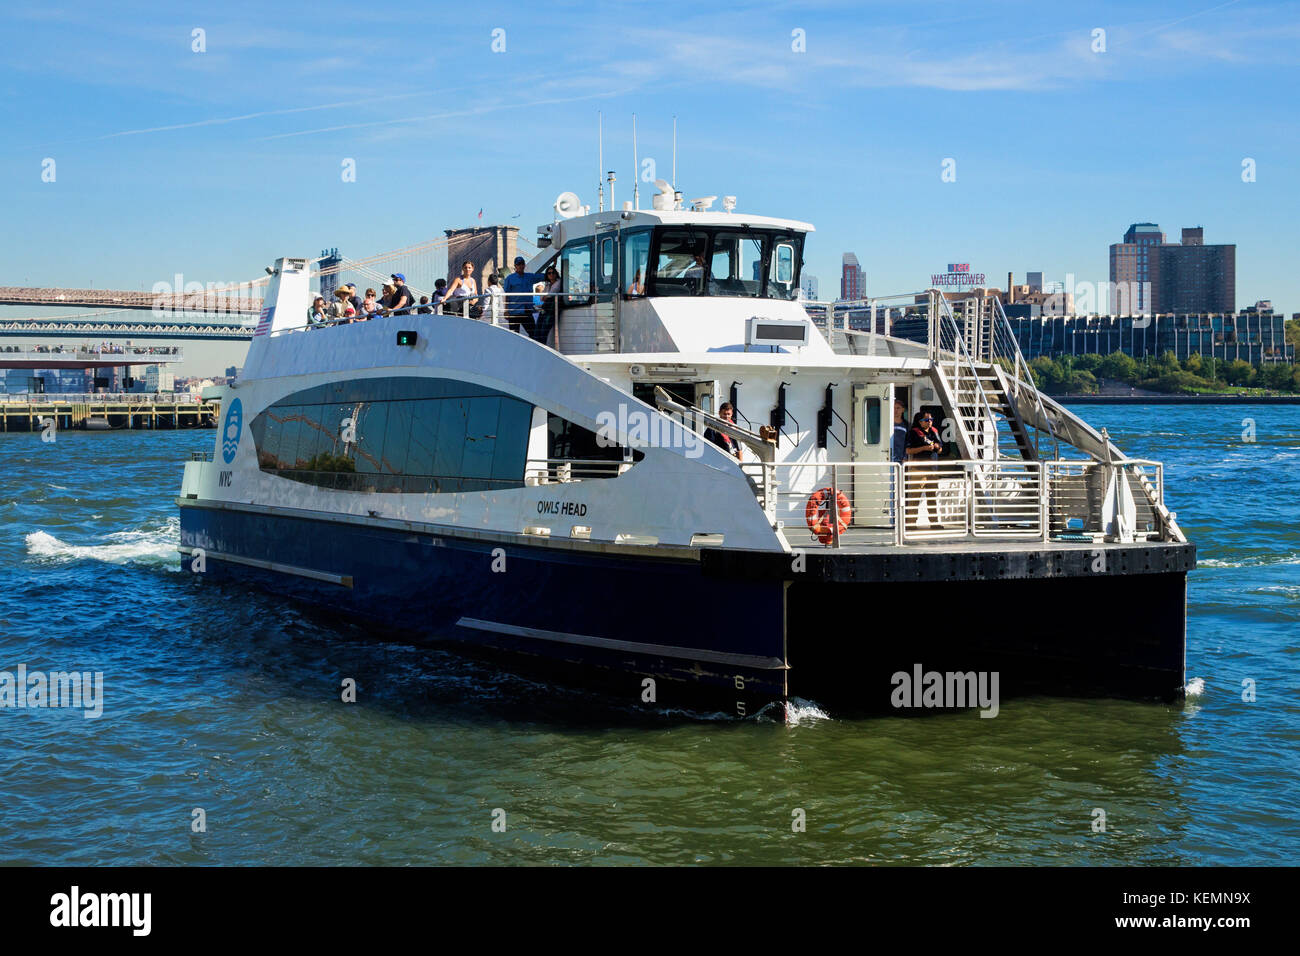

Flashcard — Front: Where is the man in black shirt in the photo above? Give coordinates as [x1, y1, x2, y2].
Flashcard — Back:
[904, 411, 944, 528]
[389, 274, 415, 315]
[703, 402, 741, 459]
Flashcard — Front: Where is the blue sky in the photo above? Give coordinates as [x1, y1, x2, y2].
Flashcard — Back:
[3, 0, 1298, 315]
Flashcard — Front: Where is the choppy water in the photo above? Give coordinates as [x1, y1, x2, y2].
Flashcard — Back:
[1, 405, 1296, 865]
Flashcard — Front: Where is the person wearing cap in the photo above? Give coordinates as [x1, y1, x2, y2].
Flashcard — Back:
[389, 274, 415, 316]
[502, 255, 545, 335]
[345, 283, 364, 317]
[431, 278, 448, 314]
[330, 286, 354, 321]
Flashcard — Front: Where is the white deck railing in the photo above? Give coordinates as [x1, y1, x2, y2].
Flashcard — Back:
[743, 459, 1169, 548]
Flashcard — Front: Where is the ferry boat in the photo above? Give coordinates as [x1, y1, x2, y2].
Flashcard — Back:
[177, 183, 1194, 715]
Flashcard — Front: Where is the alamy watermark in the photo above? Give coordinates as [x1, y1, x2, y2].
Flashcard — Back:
[50, 886, 150, 936]
[890, 664, 999, 717]
[150, 273, 249, 318]
[0, 664, 103, 718]
[595, 403, 709, 458]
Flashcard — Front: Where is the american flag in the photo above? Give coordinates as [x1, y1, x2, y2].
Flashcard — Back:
[253, 306, 275, 337]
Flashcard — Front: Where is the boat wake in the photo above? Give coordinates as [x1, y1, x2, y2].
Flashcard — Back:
[756, 697, 832, 726]
[25, 516, 181, 571]
[1200, 553, 1300, 569]
[1185, 677, 1205, 697]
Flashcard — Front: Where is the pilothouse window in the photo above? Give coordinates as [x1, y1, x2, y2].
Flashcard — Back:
[561, 241, 593, 306]
[622, 229, 650, 296]
[647, 226, 802, 300]
[651, 230, 706, 297]
[708, 231, 764, 298]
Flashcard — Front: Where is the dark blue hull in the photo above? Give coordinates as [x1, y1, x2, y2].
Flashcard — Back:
[179, 503, 790, 712]
[180, 502, 1193, 713]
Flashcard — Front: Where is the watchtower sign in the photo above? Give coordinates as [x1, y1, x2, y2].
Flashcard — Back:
[931, 263, 986, 288]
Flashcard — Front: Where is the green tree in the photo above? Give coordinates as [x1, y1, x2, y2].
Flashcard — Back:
[1224, 359, 1256, 387]
[1065, 369, 1099, 394]
[1097, 350, 1138, 382]
[1029, 356, 1063, 391]
[1260, 362, 1294, 391]
[1183, 352, 1204, 375]
[1154, 370, 1209, 394]
[1074, 353, 1103, 374]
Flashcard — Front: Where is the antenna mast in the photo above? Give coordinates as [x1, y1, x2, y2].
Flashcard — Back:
[632, 114, 640, 210]
[597, 111, 604, 212]
[672, 115, 677, 187]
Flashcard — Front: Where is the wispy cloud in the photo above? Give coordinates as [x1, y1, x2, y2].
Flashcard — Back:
[258, 88, 635, 141]
[98, 92, 433, 139]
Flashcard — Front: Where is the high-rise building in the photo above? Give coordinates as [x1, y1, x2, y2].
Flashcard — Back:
[1026, 271, 1043, 293]
[1109, 223, 1164, 313]
[800, 274, 819, 301]
[840, 253, 864, 300]
[145, 365, 175, 393]
[1149, 227, 1235, 314]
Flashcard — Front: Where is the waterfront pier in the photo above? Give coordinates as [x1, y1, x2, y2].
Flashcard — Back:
[1, 393, 218, 431]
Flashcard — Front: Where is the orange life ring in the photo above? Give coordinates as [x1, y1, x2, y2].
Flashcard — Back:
[804, 487, 852, 544]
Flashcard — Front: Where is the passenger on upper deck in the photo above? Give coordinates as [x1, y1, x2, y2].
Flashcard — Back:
[389, 274, 415, 315]
[431, 279, 448, 313]
[330, 287, 355, 321]
[532, 266, 561, 343]
[503, 256, 545, 333]
[362, 288, 379, 319]
[482, 273, 505, 325]
[417, 296, 432, 314]
[626, 268, 645, 296]
[308, 296, 328, 327]
[443, 261, 478, 317]
[345, 283, 364, 317]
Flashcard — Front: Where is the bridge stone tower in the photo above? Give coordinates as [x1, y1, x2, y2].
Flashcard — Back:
[318, 248, 342, 301]
[443, 226, 519, 285]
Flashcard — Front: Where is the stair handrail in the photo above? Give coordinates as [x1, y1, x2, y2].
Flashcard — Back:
[928, 291, 1003, 461]
[988, 296, 1058, 459]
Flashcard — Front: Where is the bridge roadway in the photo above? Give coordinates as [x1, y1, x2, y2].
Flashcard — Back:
[0, 319, 253, 341]
[0, 287, 263, 313]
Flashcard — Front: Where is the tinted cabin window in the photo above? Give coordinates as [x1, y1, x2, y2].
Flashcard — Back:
[597, 237, 616, 291]
[863, 397, 881, 445]
[249, 377, 533, 494]
[651, 230, 707, 297]
[546, 412, 644, 480]
[622, 230, 650, 296]
[646, 226, 803, 299]
[770, 240, 798, 300]
[561, 241, 593, 306]
[708, 231, 765, 298]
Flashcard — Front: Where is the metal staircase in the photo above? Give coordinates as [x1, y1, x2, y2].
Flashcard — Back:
[928, 293, 1061, 462]
[933, 360, 1037, 461]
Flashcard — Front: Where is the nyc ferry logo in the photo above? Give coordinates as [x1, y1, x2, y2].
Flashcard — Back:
[222, 398, 243, 464]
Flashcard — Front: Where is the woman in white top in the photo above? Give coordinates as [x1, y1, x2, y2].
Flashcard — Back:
[482, 272, 505, 325]
[443, 260, 478, 317]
